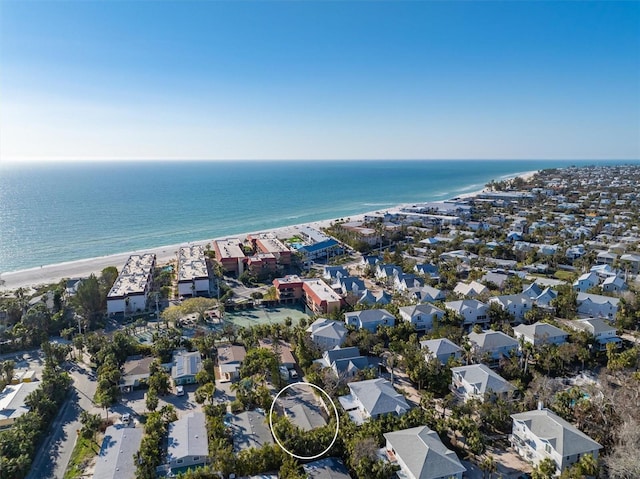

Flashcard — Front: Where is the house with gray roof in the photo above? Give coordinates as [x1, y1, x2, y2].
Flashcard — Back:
[216, 344, 246, 382]
[339, 378, 410, 425]
[468, 331, 519, 361]
[394, 273, 424, 291]
[307, 318, 348, 351]
[601, 275, 627, 293]
[573, 272, 600, 292]
[513, 322, 568, 347]
[570, 318, 621, 351]
[166, 412, 209, 473]
[344, 309, 395, 333]
[323, 266, 348, 282]
[335, 276, 366, 295]
[93, 425, 143, 479]
[451, 364, 515, 402]
[398, 304, 444, 332]
[171, 350, 203, 386]
[315, 346, 372, 378]
[357, 289, 392, 306]
[383, 426, 466, 479]
[576, 292, 619, 319]
[420, 338, 462, 365]
[414, 263, 439, 279]
[510, 408, 602, 474]
[119, 355, 154, 391]
[228, 410, 273, 452]
[409, 285, 446, 303]
[303, 457, 353, 479]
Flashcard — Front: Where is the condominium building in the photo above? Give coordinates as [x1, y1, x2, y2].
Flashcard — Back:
[177, 245, 210, 297]
[302, 279, 343, 315]
[248, 233, 292, 265]
[107, 254, 156, 315]
[213, 238, 245, 275]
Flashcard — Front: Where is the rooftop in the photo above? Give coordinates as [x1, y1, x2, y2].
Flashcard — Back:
[178, 245, 209, 282]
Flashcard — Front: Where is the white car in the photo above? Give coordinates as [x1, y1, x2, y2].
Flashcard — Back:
[121, 413, 131, 425]
[176, 385, 185, 396]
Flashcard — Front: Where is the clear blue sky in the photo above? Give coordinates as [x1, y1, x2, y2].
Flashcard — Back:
[1, 1, 639, 161]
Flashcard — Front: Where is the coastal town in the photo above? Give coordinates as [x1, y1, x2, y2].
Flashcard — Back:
[1, 164, 639, 479]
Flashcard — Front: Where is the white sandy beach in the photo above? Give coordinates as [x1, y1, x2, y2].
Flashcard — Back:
[0, 170, 538, 292]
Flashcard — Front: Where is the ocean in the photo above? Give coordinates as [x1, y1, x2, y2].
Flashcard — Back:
[0, 159, 628, 273]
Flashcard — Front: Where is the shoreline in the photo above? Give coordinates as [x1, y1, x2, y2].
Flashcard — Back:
[0, 170, 538, 292]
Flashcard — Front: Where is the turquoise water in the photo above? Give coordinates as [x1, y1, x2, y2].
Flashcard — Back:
[0, 159, 628, 272]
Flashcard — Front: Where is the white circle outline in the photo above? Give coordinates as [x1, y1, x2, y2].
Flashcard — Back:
[268, 381, 340, 460]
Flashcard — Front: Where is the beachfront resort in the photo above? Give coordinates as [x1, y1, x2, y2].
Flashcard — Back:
[1, 164, 640, 479]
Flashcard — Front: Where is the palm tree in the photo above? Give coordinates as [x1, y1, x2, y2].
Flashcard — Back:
[480, 455, 497, 479]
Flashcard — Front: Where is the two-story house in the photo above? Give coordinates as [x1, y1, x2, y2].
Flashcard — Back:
[398, 304, 445, 332]
[510, 408, 602, 474]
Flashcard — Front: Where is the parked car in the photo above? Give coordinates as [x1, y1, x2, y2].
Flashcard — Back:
[176, 385, 185, 396]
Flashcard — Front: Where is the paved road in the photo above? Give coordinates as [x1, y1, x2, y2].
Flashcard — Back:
[27, 362, 99, 479]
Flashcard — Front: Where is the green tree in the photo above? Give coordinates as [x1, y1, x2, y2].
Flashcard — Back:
[74, 274, 105, 329]
[80, 411, 102, 443]
[532, 457, 558, 479]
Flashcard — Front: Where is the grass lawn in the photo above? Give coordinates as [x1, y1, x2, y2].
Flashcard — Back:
[63, 435, 100, 479]
[554, 270, 576, 282]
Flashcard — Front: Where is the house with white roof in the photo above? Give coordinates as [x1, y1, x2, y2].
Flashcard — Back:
[0, 382, 39, 428]
[398, 304, 445, 332]
[171, 350, 203, 386]
[510, 408, 602, 474]
[306, 318, 348, 351]
[488, 293, 534, 322]
[453, 280, 488, 298]
[572, 272, 599, 292]
[468, 331, 519, 361]
[451, 364, 516, 402]
[166, 412, 209, 473]
[513, 322, 568, 347]
[420, 338, 462, 365]
[344, 309, 395, 333]
[576, 292, 619, 319]
[383, 426, 466, 479]
[339, 378, 410, 425]
[444, 300, 489, 328]
[93, 425, 143, 479]
[570, 318, 621, 351]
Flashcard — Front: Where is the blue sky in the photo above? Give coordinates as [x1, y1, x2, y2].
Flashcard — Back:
[1, 1, 639, 161]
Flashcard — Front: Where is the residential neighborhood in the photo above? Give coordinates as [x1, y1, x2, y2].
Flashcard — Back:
[1, 165, 639, 479]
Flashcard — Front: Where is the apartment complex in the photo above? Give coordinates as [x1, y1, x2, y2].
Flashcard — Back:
[213, 238, 246, 275]
[107, 254, 156, 315]
[177, 245, 210, 297]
